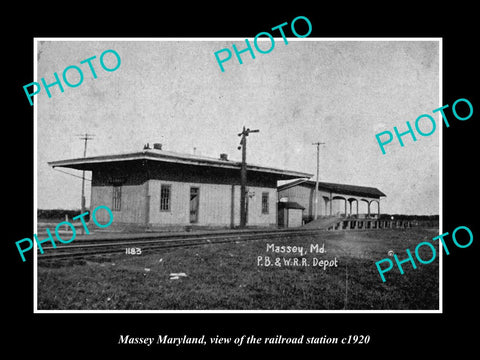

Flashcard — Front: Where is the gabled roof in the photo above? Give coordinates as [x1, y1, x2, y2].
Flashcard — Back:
[278, 179, 386, 198]
[48, 149, 313, 180]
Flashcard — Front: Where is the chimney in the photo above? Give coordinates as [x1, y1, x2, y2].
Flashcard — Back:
[219, 153, 228, 161]
[153, 143, 162, 150]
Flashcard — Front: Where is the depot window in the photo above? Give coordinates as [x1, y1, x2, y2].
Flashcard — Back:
[160, 184, 171, 211]
[262, 192, 269, 214]
[112, 185, 122, 211]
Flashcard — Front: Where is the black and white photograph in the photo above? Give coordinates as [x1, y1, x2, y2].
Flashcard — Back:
[34, 38, 440, 311]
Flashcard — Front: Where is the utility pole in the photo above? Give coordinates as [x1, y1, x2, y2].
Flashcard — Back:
[238, 126, 259, 228]
[312, 141, 325, 220]
[77, 133, 94, 233]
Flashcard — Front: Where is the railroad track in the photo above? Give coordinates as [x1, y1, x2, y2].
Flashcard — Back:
[36, 228, 326, 261]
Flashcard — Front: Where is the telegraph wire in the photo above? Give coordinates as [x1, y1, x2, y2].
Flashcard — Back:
[52, 167, 91, 181]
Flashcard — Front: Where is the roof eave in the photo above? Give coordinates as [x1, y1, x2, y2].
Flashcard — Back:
[48, 153, 312, 180]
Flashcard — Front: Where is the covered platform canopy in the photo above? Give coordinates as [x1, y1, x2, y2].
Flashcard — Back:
[278, 179, 386, 218]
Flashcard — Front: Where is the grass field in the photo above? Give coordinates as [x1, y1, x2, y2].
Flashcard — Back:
[37, 228, 440, 310]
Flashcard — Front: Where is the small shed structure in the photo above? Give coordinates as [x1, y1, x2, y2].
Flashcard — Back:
[278, 201, 305, 228]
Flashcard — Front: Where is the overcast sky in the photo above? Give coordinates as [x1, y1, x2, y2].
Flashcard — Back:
[36, 39, 440, 215]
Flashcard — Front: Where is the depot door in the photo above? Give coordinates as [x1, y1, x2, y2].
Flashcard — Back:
[190, 187, 199, 223]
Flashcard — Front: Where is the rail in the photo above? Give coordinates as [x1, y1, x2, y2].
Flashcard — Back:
[36, 228, 325, 261]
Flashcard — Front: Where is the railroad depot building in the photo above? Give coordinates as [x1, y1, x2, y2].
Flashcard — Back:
[48, 145, 312, 230]
[278, 179, 386, 219]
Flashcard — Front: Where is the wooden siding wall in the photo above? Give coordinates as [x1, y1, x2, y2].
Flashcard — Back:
[148, 180, 276, 227]
[287, 209, 303, 227]
[90, 160, 278, 227]
[245, 186, 277, 226]
[91, 183, 147, 224]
